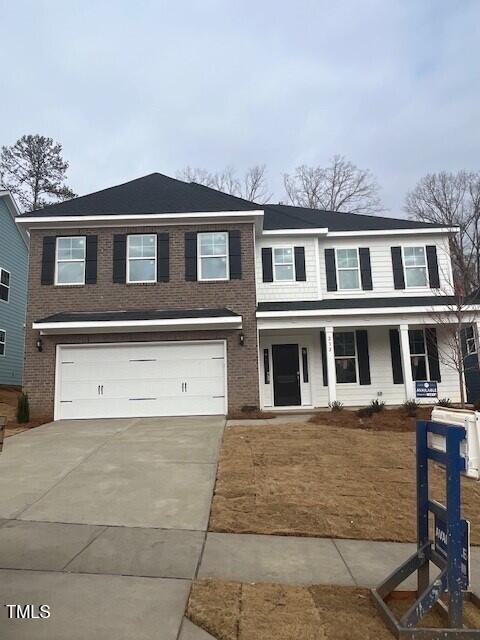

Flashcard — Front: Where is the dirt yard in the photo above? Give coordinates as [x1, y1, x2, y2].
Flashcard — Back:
[209, 418, 480, 544]
[0, 386, 48, 437]
[187, 579, 480, 640]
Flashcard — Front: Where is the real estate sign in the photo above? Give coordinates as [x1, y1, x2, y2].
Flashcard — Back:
[415, 380, 438, 398]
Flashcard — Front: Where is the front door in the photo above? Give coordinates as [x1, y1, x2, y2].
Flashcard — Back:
[272, 344, 301, 406]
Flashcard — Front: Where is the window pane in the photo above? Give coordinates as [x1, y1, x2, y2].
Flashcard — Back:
[57, 261, 84, 284]
[274, 248, 293, 265]
[409, 330, 425, 354]
[128, 235, 156, 258]
[338, 269, 360, 290]
[337, 249, 358, 269]
[201, 256, 227, 279]
[406, 267, 427, 287]
[404, 247, 426, 267]
[335, 358, 357, 383]
[411, 355, 427, 380]
[199, 233, 227, 256]
[275, 264, 294, 281]
[58, 237, 85, 260]
[0, 285, 8, 302]
[1, 270, 10, 286]
[0, 330, 5, 342]
[334, 332, 356, 357]
[129, 259, 156, 282]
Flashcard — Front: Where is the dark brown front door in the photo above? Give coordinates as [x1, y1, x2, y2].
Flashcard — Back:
[272, 344, 301, 406]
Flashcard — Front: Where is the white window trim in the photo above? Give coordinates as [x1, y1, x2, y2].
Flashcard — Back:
[0, 329, 5, 357]
[409, 328, 430, 380]
[197, 232, 230, 282]
[126, 234, 157, 284]
[273, 246, 295, 282]
[55, 236, 86, 286]
[333, 330, 359, 384]
[0, 268, 10, 303]
[465, 327, 477, 355]
[335, 248, 361, 291]
[402, 245, 428, 289]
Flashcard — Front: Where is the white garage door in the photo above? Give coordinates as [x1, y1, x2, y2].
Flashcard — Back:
[55, 341, 226, 420]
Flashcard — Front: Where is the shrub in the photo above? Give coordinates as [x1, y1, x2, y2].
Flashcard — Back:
[437, 398, 453, 408]
[329, 400, 344, 412]
[17, 393, 30, 424]
[369, 399, 385, 413]
[402, 399, 419, 417]
[357, 406, 374, 419]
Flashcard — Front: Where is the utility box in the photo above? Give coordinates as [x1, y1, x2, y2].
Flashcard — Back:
[431, 407, 480, 480]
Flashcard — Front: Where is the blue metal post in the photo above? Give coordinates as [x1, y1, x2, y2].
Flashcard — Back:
[416, 420, 430, 594]
[446, 428, 464, 628]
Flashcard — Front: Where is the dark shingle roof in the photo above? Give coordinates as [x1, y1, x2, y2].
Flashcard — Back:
[35, 308, 240, 324]
[21, 172, 449, 232]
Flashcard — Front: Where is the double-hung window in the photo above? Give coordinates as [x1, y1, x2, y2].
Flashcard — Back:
[465, 326, 477, 355]
[127, 234, 157, 283]
[55, 237, 86, 285]
[0, 330, 5, 356]
[198, 232, 229, 281]
[273, 247, 295, 281]
[336, 248, 360, 290]
[0, 269, 10, 302]
[334, 332, 357, 383]
[403, 247, 428, 288]
[409, 329, 429, 380]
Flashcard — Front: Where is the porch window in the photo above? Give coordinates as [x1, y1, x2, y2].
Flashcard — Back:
[273, 247, 295, 281]
[198, 232, 229, 280]
[403, 247, 428, 288]
[0, 330, 5, 356]
[127, 234, 157, 283]
[409, 329, 429, 380]
[465, 326, 477, 355]
[0, 269, 10, 302]
[334, 332, 357, 383]
[336, 248, 360, 290]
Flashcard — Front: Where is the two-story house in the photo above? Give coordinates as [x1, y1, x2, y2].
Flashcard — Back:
[17, 172, 480, 421]
[0, 191, 28, 386]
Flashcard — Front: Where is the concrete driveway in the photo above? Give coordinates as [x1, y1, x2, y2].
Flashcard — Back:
[0, 416, 224, 640]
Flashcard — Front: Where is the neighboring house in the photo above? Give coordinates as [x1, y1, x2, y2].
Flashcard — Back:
[16, 173, 480, 420]
[0, 191, 28, 386]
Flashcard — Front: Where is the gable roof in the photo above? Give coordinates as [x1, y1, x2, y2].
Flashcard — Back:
[19, 172, 450, 233]
[0, 190, 29, 246]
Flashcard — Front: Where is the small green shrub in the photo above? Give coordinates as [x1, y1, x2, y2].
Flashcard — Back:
[17, 393, 30, 424]
[402, 399, 419, 417]
[329, 400, 344, 412]
[357, 406, 374, 419]
[437, 398, 453, 408]
[369, 399, 385, 413]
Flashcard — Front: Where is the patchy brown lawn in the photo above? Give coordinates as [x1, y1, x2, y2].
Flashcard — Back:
[187, 579, 480, 640]
[209, 419, 480, 544]
[0, 386, 49, 437]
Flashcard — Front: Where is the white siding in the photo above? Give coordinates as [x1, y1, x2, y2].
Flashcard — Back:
[256, 237, 320, 301]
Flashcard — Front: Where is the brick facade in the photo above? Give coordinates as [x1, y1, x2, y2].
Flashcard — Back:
[24, 222, 259, 419]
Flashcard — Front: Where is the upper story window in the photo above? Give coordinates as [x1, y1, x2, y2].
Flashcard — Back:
[336, 248, 360, 290]
[198, 232, 229, 281]
[409, 329, 429, 380]
[0, 269, 10, 302]
[273, 247, 294, 281]
[465, 326, 477, 355]
[334, 331, 357, 383]
[403, 246, 428, 288]
[55, 237, 86, 285]
[127, 234, 157, 283]
[0, 330, 5, 356]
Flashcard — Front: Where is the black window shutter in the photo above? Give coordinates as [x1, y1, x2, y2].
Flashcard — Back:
[320, 331, 328, 386]
[185, 232, 197, 281]
[325, 249, 337, 291]
[262, 248, 273, 282]
[389, 329, 404, 384]
[113, 234, 127, 283]
[356, 330, 371, 385]
[426, 328, 441, 382]
[41, 236, 56, 285]
[391, 247, 405, 289]
[426, 246, 440, 288]
[294, 247, 306, 281]
[229, 230, 242, 279]
[85, 236, 98, 284]
[157, 233, 170, 282]
[359, 248, 373, 290]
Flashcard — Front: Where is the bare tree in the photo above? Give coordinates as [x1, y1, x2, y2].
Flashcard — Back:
[405, 171, 480, 292]
[177, 165, 270, 203]
[0, 135, 76, 211]
[283, 155, 384, 214]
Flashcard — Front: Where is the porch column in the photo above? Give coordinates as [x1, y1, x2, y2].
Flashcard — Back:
[399, 324, 414, 401]
[325, 326, 337, 404]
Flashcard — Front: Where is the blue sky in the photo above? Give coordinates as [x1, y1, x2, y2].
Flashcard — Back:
[1, 0, 479, 215]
